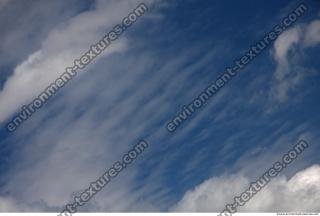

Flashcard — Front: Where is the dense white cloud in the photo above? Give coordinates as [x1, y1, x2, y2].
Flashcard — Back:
[0, 196, 19, 212]
[172, 164, 320, 212]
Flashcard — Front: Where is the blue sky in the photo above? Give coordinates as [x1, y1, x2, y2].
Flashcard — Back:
[0, 0, 319, 212]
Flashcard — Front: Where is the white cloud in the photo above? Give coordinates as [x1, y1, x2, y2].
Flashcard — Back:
[172, 174, 249, 212]
[273, 27, 301, 80]
[0, 0, 222, 212]
[269, 27, 302, 103]
[0, 0, 9, 11]
[1, 1, 318, 213]
[0, 0, 151, 123]
[172, 164, 320, 212]
[0, 197, 19, 212]
[0, 0, 167, 212]
[0, 196, 50, 212]
[268, 18, 320, 105]
[303, 20, 320, 47]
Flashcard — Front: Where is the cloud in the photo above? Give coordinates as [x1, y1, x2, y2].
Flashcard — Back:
[0, 196, 53, 212]
[273, 27, 301, 80]
[0, 0, 151, 123]
[0, 0, 166, 212]
[269, 27, 302, 103]
[268, 18, 320, 105]
[0, 0, 223, 210]
[0, 196, 19, 211]
[0, 0, 82, 72]
[0, 0, 9, 11]
[303, 20, 320, 47]
[0, 1, 319, 213]
[172, 164, 320, 212]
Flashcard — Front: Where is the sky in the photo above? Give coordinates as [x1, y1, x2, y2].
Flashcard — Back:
[0, 0, 319, 213]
